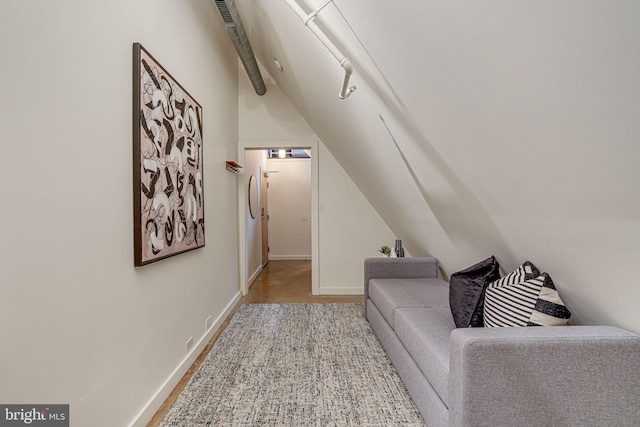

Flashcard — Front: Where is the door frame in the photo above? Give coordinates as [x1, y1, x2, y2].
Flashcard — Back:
[260, 164, 269, 267]
[237, 139, 319, 296]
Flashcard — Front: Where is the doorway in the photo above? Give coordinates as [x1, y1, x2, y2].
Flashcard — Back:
[237, 139, 319, 297]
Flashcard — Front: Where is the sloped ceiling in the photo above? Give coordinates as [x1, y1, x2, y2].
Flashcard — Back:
[233, 0, 640, 332]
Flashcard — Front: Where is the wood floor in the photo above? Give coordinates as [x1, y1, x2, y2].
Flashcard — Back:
[147, 260, 363, 426]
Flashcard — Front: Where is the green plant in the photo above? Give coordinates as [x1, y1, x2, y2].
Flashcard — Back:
[379, 245, 391, 257]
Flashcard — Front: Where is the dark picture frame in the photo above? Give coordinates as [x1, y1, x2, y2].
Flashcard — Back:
[132, 43, 205, 266]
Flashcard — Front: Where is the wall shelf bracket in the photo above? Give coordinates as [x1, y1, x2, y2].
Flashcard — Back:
[226, 161, 243, 174]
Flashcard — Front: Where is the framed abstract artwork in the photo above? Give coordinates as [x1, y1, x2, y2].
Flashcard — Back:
[132, 43, 205, 266]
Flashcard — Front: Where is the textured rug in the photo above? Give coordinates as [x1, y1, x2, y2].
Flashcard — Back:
[160, 303, 426, 426]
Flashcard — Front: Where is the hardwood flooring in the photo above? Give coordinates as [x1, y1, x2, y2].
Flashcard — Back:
[242, 260, 363, 304]
[147, 260, 363, 426]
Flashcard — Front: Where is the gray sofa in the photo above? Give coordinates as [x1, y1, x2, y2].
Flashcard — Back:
[364, 257, 640, 427]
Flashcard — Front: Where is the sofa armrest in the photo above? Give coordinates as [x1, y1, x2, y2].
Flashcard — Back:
[364, 257, 439, 318]
[449, 326, 640, 426]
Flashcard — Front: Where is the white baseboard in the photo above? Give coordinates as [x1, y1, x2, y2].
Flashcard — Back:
[268, 255, 312, 261]
[248, 265, 262, 287]
[128, 291, 242, 427]
[317, 286, 363, 295]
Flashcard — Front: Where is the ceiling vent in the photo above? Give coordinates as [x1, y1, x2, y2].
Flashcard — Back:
[214, 0, 266, 96]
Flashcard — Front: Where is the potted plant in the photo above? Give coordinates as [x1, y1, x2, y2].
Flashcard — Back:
[379, 245, 391, 257]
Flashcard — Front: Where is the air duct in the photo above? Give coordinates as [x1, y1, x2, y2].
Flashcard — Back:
[214, 0, 267, 96]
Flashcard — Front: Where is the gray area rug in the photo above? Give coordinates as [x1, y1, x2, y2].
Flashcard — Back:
[161, 303, 425, 426]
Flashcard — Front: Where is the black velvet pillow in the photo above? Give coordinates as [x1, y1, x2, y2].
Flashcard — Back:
[449, 256, 501, 328]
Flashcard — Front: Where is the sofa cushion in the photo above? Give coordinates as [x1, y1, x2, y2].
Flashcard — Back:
[395, 307, 455, 407]
[368, 278, 449, 329]
[484, 273, 572, 327]
[449, 256, 501, 328]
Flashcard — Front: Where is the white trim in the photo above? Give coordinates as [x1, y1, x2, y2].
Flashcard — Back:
[248, 265, 263, 287]
[268, 255, 312, 261]
[310, 143, 319, 295]
[128, 291, 242, 427]
[318, 286, 363, 295]
[238, 139, 319, 296]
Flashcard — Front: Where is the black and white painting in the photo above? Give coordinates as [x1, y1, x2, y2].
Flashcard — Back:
[133, 43, 204, 266]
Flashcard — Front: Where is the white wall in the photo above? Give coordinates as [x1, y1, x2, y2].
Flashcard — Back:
[266, 157, 312, 259]
[318, 143, 398, 294]
[0, 1, 240, 425]
[237, 0, 640, 332]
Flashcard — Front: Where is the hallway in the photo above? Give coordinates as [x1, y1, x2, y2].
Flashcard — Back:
[148, 260, 363, 425]
[242, 260, 363, 304]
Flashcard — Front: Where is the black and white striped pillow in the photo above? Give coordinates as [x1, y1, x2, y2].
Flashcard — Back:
[484, 272, 571, 327]
[488, 260, 539, 289]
